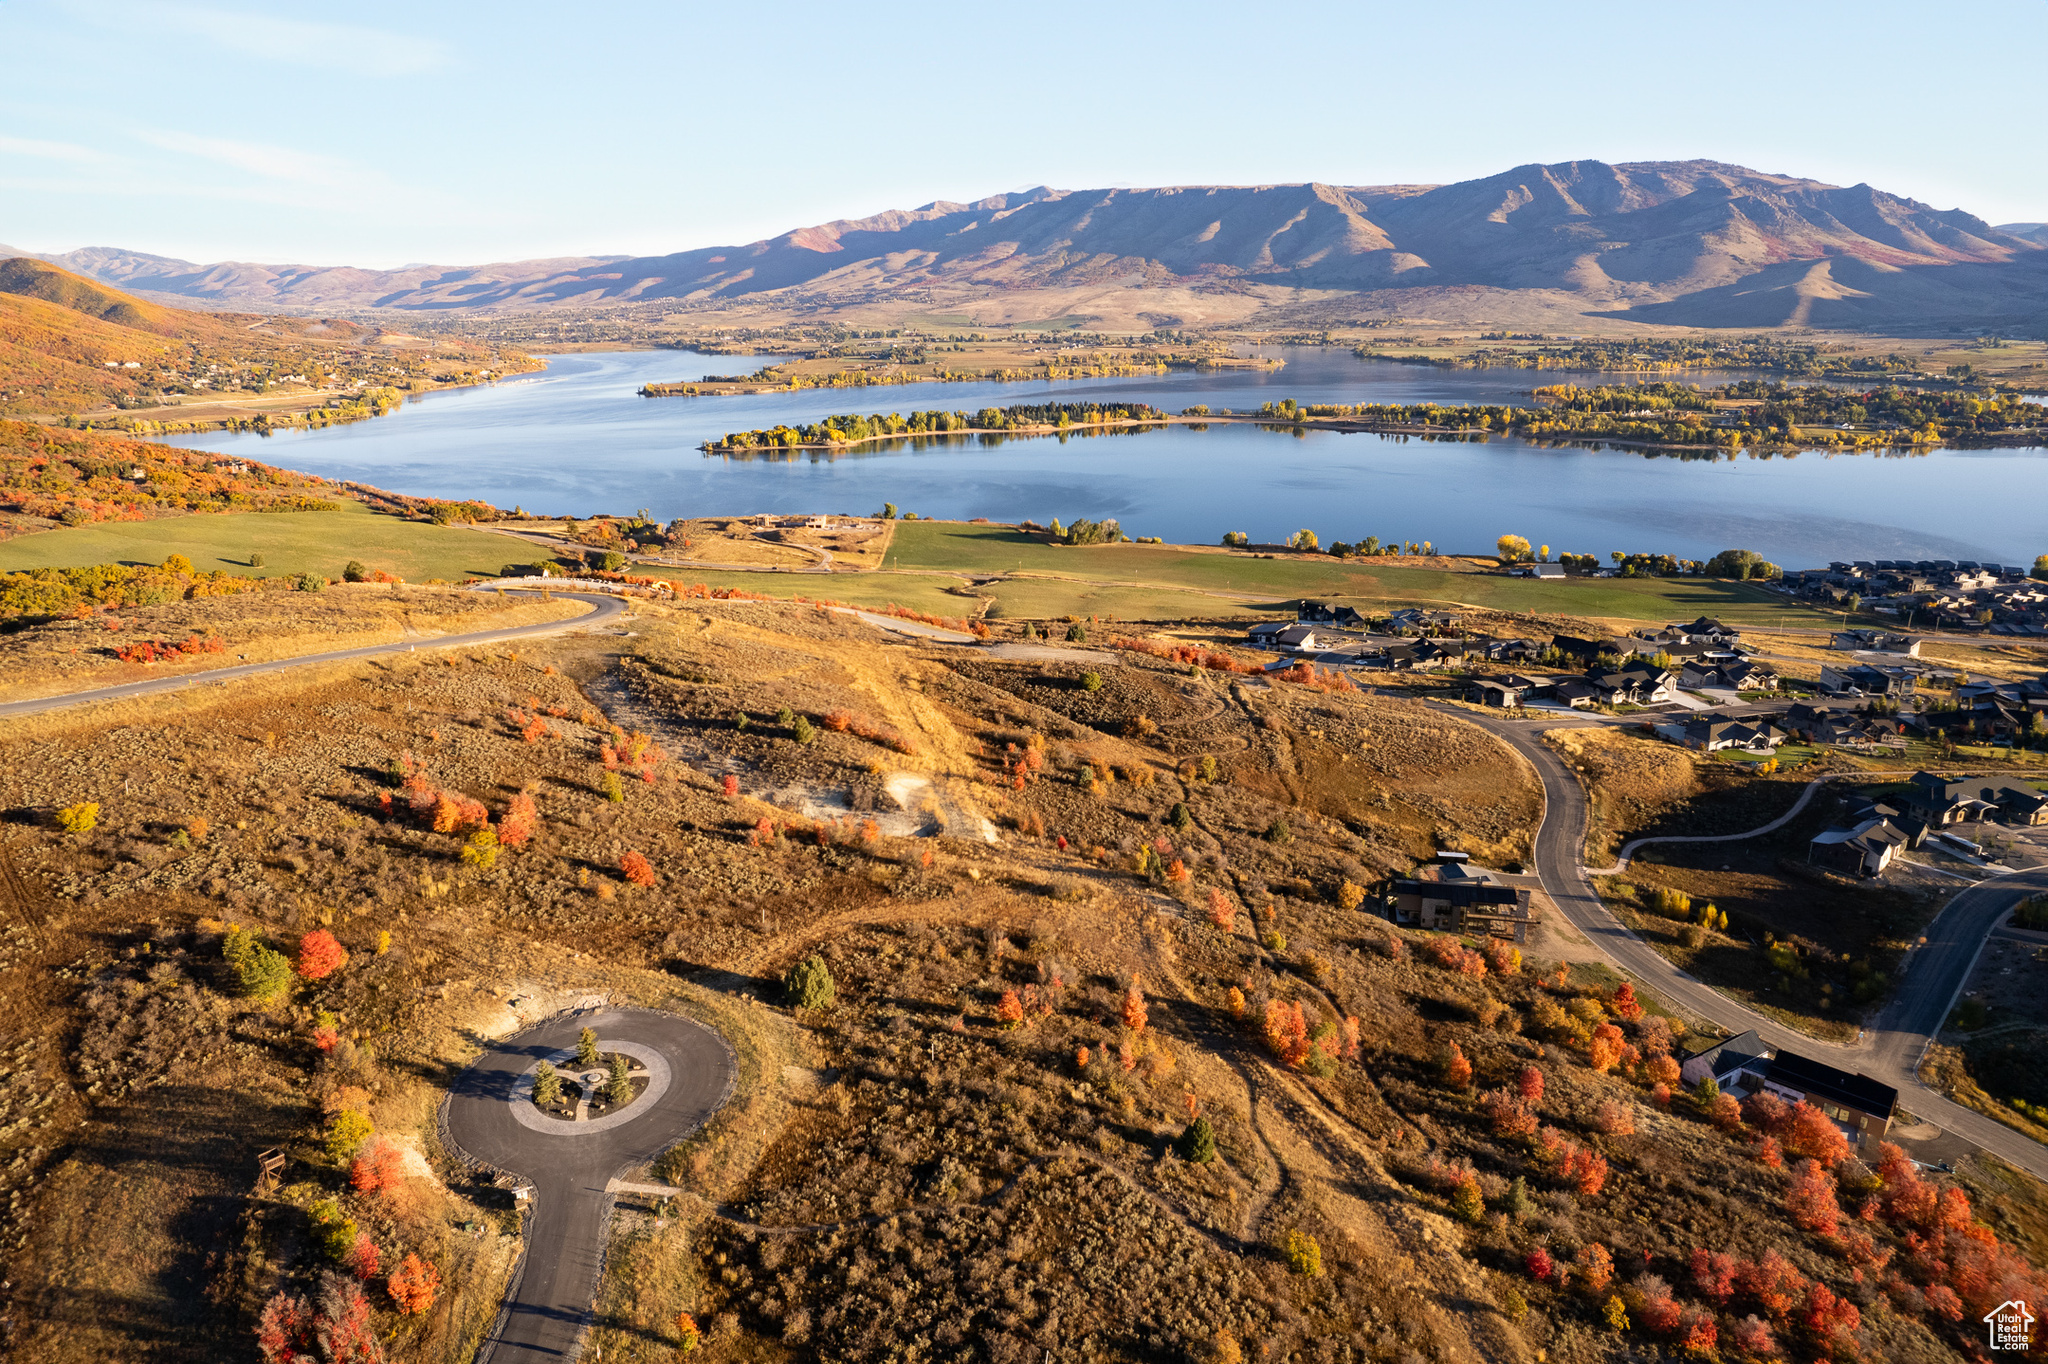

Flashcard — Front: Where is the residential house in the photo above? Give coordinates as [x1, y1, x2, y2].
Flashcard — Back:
[1481, 638, 1541, 663]
[1680, 1030, 1772, 1091]
[1839, 797, 1929, 847]
[1760, 1051, 1899, 1148]
[1679, 1033, 1898, 1147]
[1679, 658, 1780, 693]
[1379, 855, 1537, 943]
[1386, 609, 1460, 636]
[1655, 715, 1785, 754]
[1512, 562, 1567, 580]
[1809, 818, 1913, 877]
[1546, 676, 1601, 709]
[1819, 662, 1921, 697]
[1780, 703, 1905, 749]
[1298, 601, 1366, 627]
[1584, 662, 1678, 706]
[1551, 634, 1621, 662]
[1248, 622, 1323, 652]
[1832, 628, 1923, 656]
[1670, 616, 1743, 645]
[1899, 771, 2048, 828]
[1466, 677, 1535, 708]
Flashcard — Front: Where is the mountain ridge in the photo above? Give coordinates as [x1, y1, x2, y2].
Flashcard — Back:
[14, 159, 2046, 329]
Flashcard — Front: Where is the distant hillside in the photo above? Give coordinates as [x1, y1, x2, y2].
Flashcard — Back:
[1998, 222, 2048, 246]
[0, 257, 179, 332]
[0, 257, 513, 418]
[39, 246, 628, 313]
[27, 161, 2048, 330]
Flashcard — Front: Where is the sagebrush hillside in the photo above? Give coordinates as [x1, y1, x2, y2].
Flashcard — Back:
[0, 597, 2041, 1364]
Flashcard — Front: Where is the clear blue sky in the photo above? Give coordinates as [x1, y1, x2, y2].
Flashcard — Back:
[4, 0, 2043, 268]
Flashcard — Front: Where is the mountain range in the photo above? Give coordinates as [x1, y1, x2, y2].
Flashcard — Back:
[8, 160, 2047, 330]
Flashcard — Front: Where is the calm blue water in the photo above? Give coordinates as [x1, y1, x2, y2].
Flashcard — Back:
[151, 347, 2048, 568]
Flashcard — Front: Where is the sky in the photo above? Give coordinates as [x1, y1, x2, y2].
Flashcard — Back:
[3, 0, 2045, 269]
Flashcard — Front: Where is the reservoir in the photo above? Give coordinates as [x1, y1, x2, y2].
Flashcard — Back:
[154, 347, 2048, 568]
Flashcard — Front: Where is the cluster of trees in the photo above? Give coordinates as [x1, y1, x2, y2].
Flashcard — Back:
[1715, 380, 2047, 441]
[708, 401, 1165, 450]
[1048, 516, 1125, 545]
[1222, 529, 1434, 557]
[1357, 335, 1925, 381]
[0, 553, 333, 621]
[1254, 380, 2044, 451]
[96, 387, 406, 439]
[1490, 536, 1779, 579]
[1259, 396, 1516, 430]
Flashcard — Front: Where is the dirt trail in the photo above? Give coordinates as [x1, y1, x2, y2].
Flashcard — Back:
[584, 666, 992, 842]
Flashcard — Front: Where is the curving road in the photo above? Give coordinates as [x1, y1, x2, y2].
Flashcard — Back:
[444, 1007, 735, 1364]
[1460, 712, 2048, 1178]
[0, 590, 626, 721]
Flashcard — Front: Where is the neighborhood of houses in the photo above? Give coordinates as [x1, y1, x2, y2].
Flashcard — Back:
[1487, 551, 2047, 637]
[1780, 559, 2048, 637]
[1248, 603, 2048, 750]
[1806, 770, 2048, 878]
[1249, 602, 2048, 883]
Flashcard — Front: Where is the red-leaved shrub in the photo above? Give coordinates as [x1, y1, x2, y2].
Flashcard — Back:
[296, 930, 348, 981]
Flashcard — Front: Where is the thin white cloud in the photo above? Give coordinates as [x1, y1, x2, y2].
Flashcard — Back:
[0, 134, 118, 165]
[137, 129, 357, 186]
[74, 2, 448, 77]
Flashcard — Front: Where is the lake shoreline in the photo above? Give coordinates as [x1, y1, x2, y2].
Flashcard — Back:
[701, 410, 2048, 458]
[131, 347, 2048, 565]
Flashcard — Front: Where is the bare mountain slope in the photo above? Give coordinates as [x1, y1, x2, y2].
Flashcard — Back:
[24, 160, 2044, 328]
[40, 247, 630, 313]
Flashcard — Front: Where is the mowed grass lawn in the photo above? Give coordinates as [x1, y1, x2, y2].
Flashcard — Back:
[884, 521, 1842, 626]
[0, 501, 520, 582]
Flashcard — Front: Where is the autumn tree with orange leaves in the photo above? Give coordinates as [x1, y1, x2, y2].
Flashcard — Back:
[1121, 979, 1148, 1034]
[387, 1253, 440, 1315]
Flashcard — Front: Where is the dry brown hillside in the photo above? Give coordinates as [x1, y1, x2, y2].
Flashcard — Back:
[0, 257, 532, 419]
[0, 599, 2040, 1364]
[40, 161, 2047, 331]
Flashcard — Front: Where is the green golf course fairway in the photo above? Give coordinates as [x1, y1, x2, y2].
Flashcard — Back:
[1, 509, 1845, 629]
[879, 521, 1841, 626]
[0, 502, 518, 583]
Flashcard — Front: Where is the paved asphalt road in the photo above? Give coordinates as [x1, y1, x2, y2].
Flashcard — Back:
[445, 1008, 735, 1364]
[0, 590, 626, 720]
[1460, 711, 2048, 1179]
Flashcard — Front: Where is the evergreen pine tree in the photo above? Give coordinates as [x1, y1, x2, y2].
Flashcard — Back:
[785, 954, 836, 1010]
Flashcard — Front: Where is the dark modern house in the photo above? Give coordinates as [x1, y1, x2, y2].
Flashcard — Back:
[1378, 855, 1537, 943]
[1679, 1031, 1898, 1147]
